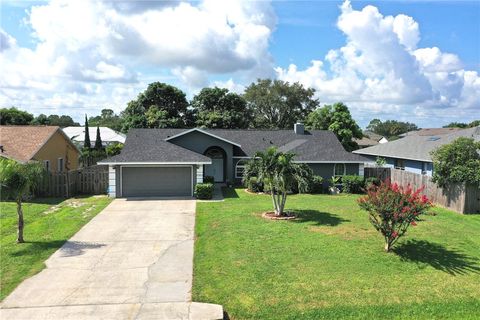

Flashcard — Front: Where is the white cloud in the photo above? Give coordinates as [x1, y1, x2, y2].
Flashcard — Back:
[276, 0, 480, 124]
[0, 0, 276, 119]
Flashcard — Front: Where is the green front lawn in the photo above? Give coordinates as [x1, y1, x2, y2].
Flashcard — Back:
[0, 196, 112, 300]
[193, 188, 480, 319]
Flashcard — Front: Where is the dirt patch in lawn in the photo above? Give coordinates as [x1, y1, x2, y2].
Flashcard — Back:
[308, 224, 376, 240]
[262, 211, 297, 220]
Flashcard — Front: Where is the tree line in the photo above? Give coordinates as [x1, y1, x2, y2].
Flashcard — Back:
[2, 79, 478, 152]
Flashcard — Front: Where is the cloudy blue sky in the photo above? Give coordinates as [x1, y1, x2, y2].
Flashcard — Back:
[1, 0, 479, 128]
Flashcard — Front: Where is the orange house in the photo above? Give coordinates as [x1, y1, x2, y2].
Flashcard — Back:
[0, 126, 80, 172]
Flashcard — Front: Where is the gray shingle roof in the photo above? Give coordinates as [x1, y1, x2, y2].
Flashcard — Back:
[101, 128, 371, 164]
[354, 126, 480, 162]
[99, 129, 211, 164]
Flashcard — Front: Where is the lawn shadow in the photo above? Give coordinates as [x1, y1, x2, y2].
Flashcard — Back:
[394, 240, 480, 275]
[292, 209, 350, 226]
[11, 240, 67, 257]
[15, 198, 64, 206]
[222, 187, 239, 199]
[11, 240, 106, 258]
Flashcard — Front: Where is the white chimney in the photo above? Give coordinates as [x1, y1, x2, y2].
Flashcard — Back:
[294, 123, 304, 135]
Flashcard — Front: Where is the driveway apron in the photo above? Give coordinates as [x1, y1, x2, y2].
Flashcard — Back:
[0, 198, 222, 320]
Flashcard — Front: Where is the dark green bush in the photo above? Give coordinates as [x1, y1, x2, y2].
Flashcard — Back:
[365, 177, 381, 189]
[310, 175, 324, 194]
[342, 175, 365, 194]
[247, 176, 263, 193]
[195, 183, 214, 199]
[203, 175, 214, 184]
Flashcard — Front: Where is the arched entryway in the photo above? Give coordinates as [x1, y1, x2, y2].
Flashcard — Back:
[204, 146, 226, 182]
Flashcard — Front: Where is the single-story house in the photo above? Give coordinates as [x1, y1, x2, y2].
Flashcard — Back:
[355, 131, 388, 148]
[63, 126, 126, 147]
[353, 126, 480, 176]
[0, 126, 80, 172]
[99, 123, 371, 198]
[399, 127, 462, 138]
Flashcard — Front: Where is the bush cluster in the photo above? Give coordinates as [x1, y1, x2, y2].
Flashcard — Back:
[342, 175, 365, 194]
[195, 183, 214, 199]
[247, 177, 263, 193]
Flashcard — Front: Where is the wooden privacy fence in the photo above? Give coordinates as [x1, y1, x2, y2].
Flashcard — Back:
[364, 167, 480, 214]
[36, 165, 108, 198]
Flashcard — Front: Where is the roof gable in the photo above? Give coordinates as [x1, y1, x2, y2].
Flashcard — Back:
[165, 128, 241, 147]
[0, 126, 66, 162]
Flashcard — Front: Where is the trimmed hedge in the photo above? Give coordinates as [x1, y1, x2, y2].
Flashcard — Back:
[342, 175, 365, 194]
[204, 175, 215, 184]
[247, 177, 263, 193]
[195, 183, 214, 199]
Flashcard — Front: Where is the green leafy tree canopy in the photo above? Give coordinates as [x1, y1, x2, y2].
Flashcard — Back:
[0, 107, 34, 125]
[244, 79, 319, 129]
[366, 119, 418, 139]
[431, 137, 480, 187]
[192, 87, 252, 129]
[306, 102, 363, 151]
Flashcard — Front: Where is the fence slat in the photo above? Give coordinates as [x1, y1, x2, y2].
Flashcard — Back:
[35, 165, 108, 198]
[365, 167, 480, 214]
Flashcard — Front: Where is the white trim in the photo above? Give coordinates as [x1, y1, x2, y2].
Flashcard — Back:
[333, 163, 346, 176]
[99, 161, 211, 165]
[294, 160, 373, 164]
[352, 151, 432, 163]
[164, 128, 242, 147]
[119, 164, 194, 197]
[235, 159, 248, 179]
[232, 156, 252, 159]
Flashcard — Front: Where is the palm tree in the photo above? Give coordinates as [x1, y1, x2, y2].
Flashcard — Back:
[0, 158, 45, 243]
[253, 147, 308, 216]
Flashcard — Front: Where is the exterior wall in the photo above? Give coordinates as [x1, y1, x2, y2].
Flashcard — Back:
[33, 130, 80, 172]
[108, 165, 116, 198]
[364, 155, 433, 176]
[169, 131, 234, 182]
[308, 163, 360, 186]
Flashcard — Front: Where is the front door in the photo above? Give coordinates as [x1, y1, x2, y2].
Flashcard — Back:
[205, 158, 223, 182]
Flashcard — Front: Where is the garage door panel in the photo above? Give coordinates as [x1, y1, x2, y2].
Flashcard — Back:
[122, 167, 191, 197]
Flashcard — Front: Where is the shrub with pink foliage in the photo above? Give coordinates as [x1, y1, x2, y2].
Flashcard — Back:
[358, 181, 433, 252]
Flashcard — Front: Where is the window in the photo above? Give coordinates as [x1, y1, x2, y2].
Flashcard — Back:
[333, 163, 346, 177]
[57, 158, 64, 172]
[235, 160, 248, 178]
[44, 160, 50, 172]
[422, 162, 428, 175]
[394, 159, 405, 170]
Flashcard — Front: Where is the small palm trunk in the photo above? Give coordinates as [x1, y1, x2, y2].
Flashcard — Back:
[17, 200, 24, 243]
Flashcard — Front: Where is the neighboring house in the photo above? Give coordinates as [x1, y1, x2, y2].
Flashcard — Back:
[355, 131, 388, 148]
[399, 127, 462, 138]
[99, 123, 371, 198]
[63, 126, 126, 147]
[0, 126, 80, 172]
[354, 126, 480, 176]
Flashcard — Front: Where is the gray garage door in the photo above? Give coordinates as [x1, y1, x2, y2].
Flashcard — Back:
[122, 166, 192, 197]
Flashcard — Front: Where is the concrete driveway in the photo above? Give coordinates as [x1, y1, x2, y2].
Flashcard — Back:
[0, 198, 222, 320]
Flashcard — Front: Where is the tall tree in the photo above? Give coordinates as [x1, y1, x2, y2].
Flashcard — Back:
[89, 108, 123, 132]
[31, 114, 50, 125]
[0, 107, 33, 125]
[122, 82, 189, 131]
[192, 87, 252, 129]
[243, 79, 319, 129]
[84, 115, 91, 149]
[94, 126, 103, 150]
[306, 103, 363, 151]
[366, 119, 418, 139]
[0, 158, 45, 243]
